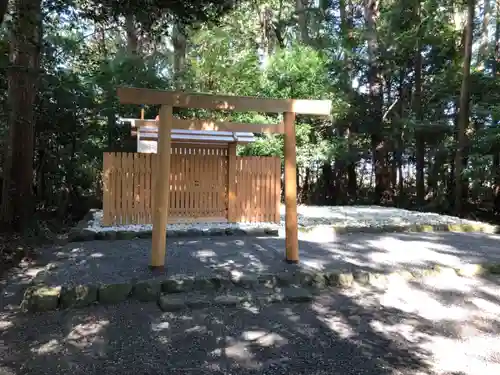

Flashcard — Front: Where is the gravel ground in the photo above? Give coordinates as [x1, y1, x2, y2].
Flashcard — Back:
[1, 272, 500, 375]
[86, 205, 494, 233]
[28, 231, 500, 288]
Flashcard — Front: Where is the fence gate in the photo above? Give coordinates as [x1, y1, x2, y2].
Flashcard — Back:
[102, 149, 280, 226]
[233, 157, 281, 223]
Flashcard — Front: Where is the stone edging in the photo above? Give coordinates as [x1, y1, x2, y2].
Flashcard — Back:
[67, 221, 498, 243]
[20, 263, 500, 313]
[67, 226, 280, 242]
[299, 222, 498, 235]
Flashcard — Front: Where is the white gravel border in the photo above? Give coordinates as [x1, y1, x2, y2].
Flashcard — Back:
[82, 205, 496, 234]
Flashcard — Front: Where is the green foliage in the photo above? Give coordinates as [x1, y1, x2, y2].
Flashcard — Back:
[187, 26, 261, 95]
[262, 45, 332, 100]
[78, 0, 235, 30]
[3, 0, 500, 226]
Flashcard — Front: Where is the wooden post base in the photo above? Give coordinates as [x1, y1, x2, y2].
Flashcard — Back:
[148, 265, 165, 272]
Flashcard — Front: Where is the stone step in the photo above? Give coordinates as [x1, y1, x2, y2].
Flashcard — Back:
[67, 226, 280, 242]
[157, 287, 315, 312]
[18, 263, 500, 313]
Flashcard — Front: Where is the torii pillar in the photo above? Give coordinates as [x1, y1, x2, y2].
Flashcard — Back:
[150, 105, 173, 269]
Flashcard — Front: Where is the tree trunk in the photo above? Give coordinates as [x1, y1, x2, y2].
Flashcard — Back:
[347, 160, 357, 200]
[414, 0, 425, 206]
[258, 5, 274, 62]
[334, 0, 352, 205]
[364, 0, 388, 204]
[479, 0, 491, 68]
[172, 22, 186, 87]
[301, 167, 311, 204]
[296, 0, 310, 44]
[0, 0, 8, 26]
[125, 14, 139, 55]
[454, 0, 475, 215]
[396, 67, 407, 205]
[1, 0, 41, 231]
[493, 0, 500, 212]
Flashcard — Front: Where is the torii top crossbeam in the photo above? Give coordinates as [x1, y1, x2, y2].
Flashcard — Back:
[116, 87, 332, 270]
[117, 87, 332, 116]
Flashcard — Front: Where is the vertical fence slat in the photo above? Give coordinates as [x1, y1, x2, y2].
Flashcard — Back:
[262, 158, 268, 222]
[180, 151, 186, 217]
[132, 153, 138, 223]
[236, 158, 242, 222]
[121, 152, 127, 225]
[137, 154, 144, 224]
[267, 158, 272, 222]
[258, 158, 262, 222]
[189, 153, 194, 219]
[128, 153, 135, 224]
[254, 158, 260, 223]
[200, 151, 205, 217]
[115, 153, 122, 225]
[227, 144, 236, 222]
[275, 157, 281, 223]
[151, 154, 157, 214]
[185, 152, 191, 219]
[247, 158, 253, 222]
[125, 153, 132, 224]
[223, 154, 228, 217]
[252, 158, 256, 222]
[102, 153, 111, 225]
[245, 158, 250, 223]
[209, 154, 215, 216]
[238, 159, 248, 222]
[145, 154, 152, 224]
[175, 153, 180, 217]
[196, 151, 201, 219]
[170, 153, 175, 218]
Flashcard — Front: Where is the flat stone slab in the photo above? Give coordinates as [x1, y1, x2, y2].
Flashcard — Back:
[21, 286, 61, 312]
[60, 284, 98, 308]
[132, 279, 162, 301]
[98, 283, 133, 304]
[158, 287, 315, 312]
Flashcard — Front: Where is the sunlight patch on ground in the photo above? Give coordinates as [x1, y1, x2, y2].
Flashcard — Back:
[32, 339, 62, 355]
[369, 320, 427, 345]
[312, 302, 355, 339]
[348, 273, 500, 374]
[150, 321, 170, 332]
[471, 297, 500, 315]
[215, 330, 289, 370]
[380, 281, 471, 321]
[240, 301, 260, 314]
[423, 335, 500, 375]
[65, 319, 109, 355]
[364, 236, 464, 268]
[241, 330, 288, 347]
[192, 249, 217, 258]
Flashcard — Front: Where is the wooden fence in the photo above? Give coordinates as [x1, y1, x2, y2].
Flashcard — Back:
[102, 148, 281, 226]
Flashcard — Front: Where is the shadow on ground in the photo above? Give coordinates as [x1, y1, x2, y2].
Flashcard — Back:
[4, 269, 499, 374]
[0, 289, 435, 375]
[13, 231, 500, 288]
[3, 232, 500, 373]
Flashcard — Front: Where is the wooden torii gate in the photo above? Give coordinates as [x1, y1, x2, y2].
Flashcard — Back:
[117, 87, 332, 269]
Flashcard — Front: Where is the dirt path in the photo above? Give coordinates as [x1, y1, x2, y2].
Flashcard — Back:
[1, 271, 500, 375]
